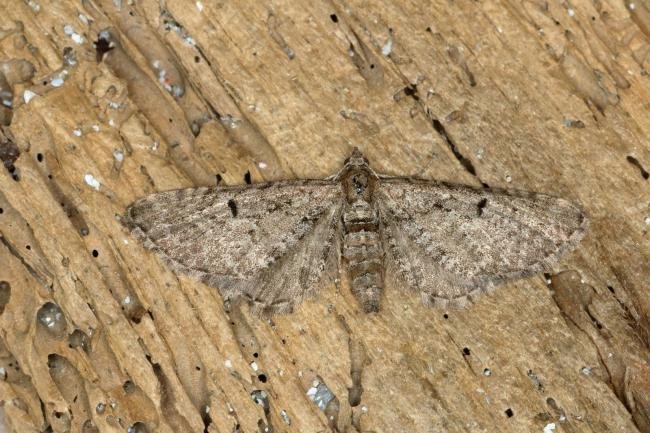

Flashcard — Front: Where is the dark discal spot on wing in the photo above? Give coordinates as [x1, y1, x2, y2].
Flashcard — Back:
[433, 203, 451, 213]
[244, 171, 252, 184]
[227, 199, 238, 217]
[477, 198, 488, 216]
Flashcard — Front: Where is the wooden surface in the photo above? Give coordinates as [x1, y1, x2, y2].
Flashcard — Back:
[0, 0, 649, 432]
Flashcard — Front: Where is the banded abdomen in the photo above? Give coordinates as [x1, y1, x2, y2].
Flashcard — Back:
[342, 199, 383, 312]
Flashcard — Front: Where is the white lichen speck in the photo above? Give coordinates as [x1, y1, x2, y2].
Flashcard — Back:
[63, 25, 84, 44]
[23, 90, 37, 103]
[113, 149, 124, 162]
[84, 173, 101, 191]
[543, 423, 556, 433]
[382, 38, 393, 56]
[50, 76, 65, 87]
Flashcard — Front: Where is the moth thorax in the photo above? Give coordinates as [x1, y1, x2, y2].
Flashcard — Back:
[343, 169, 375, 202]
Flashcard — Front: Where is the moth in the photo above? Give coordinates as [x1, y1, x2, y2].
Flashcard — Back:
[123, 148, 587, 314]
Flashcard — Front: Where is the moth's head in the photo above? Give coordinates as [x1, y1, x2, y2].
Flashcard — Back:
[335, 147, 378, 191]
[343, 147, 370, 168]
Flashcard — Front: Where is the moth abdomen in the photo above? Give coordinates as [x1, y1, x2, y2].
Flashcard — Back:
[342, 202, 385, 312]
[348, 258, 382, 277]
[350, 272, 383, 313]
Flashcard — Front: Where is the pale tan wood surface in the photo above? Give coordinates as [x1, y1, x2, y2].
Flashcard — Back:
[0, 1, 648, 432]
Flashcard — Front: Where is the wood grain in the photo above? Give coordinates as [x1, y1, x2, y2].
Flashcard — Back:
[0, 0, 648, 432]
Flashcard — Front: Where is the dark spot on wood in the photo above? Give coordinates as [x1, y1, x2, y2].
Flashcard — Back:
[564, 119, 585, 128]
[0, 139, 20, 180]
[505, 408, 514, 417]
[477, 198, 488, 216]
[431, 118, 477, 176]
[25, 245, 31, 250]
[0, 208, 3, 214]
[244, 171, 252, 184]
[403, 83, 419, 100]
[92, 249, 99, 257]
[0, 281, 10, 314]
[123, 380, 135, 393]
[253, 352, 259, 358]
[369, 64, 375, 69]
[330, 13, 338, 23]
[227, 199, 238, 217]
[462, 347, 470, 356]
[607, 285, 615, 293]
[37, 153, 43, 162]
[94, 35, 113, 62]
[194, 55, 200, 63]
[257, 373, 267, 383]
[626, 155, 649, 179]
[201, 409, 212, 433]
[443, 313, 448, 319]
[215, 173, 223, 185]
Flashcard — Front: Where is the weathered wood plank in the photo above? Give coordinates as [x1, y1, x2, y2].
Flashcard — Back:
[0, 0, 648, 432]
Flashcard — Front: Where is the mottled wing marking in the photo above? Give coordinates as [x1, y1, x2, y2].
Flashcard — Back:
[123, 180, 343, 314]
[378, 178, 587, 308]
